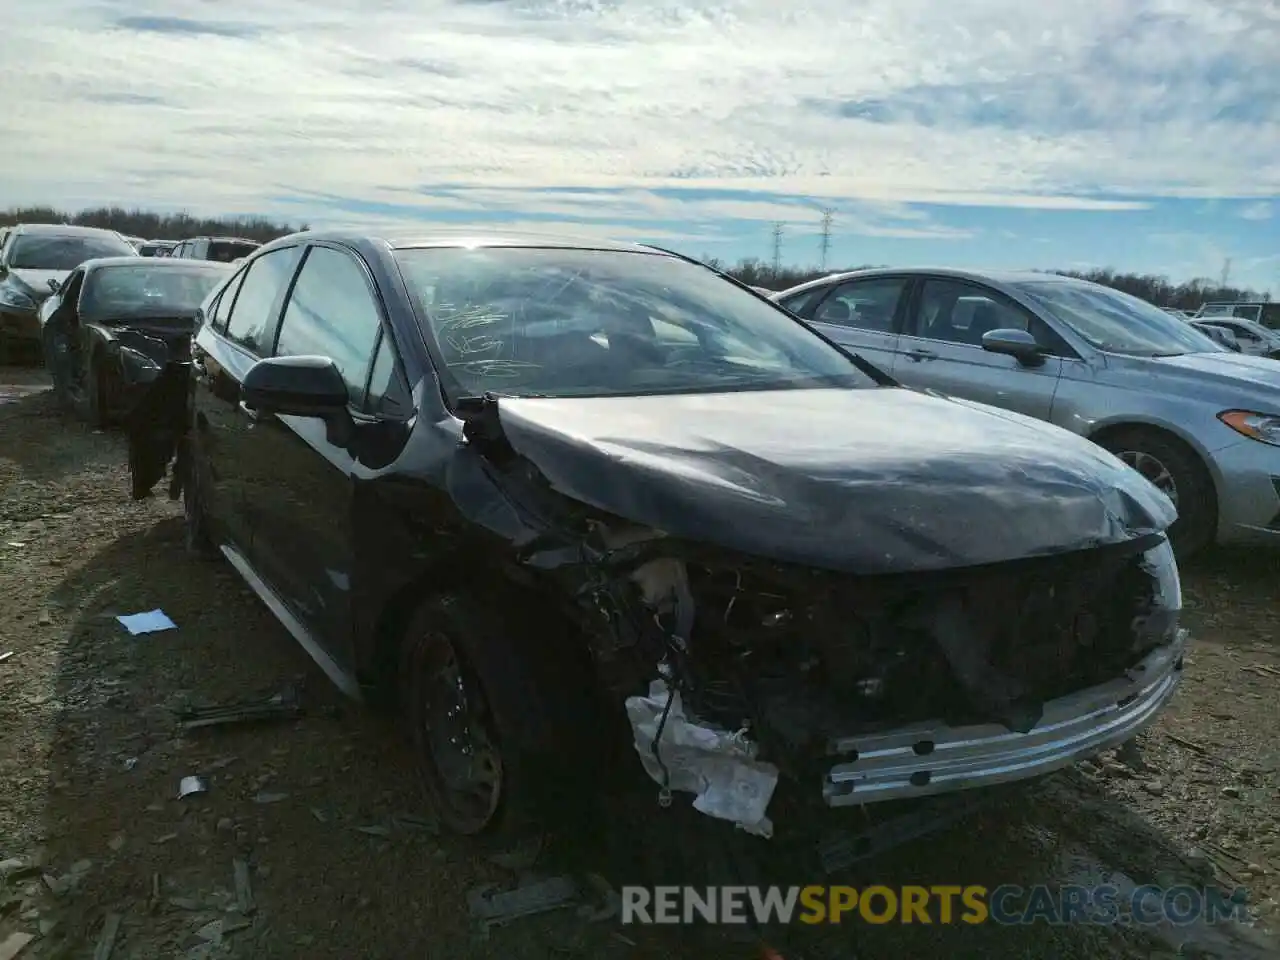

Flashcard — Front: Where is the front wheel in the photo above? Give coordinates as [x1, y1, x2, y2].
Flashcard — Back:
[77, 354, 111, 428]
[398, 593, 598, 839]
[182, 441, 217, 558]
[1101, 428, 1215, 557]
[43, 326, 74, 412]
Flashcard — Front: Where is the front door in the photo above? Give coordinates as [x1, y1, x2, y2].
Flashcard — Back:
[189, 245, 303, 554]
[245, 243, 392, 664]
[894, 276, 1068, 421]
[792, 275, 912, 377]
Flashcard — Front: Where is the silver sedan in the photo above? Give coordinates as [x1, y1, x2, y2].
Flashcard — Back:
[772, 268, 1280, 556]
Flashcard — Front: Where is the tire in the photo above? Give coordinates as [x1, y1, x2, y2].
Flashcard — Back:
[182, 440, 217, 558]
[43, 326, 73, 413]
[77, 353, 110, 428]
[1099, 428, 1215, 557]
[397, 592, 598, 840]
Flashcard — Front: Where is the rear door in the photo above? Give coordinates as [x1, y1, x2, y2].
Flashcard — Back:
[243, 243, 401, 661]
[895, 276, 1068, 419]
[789, 276, 912, 375]
[188, 245, 303, 553]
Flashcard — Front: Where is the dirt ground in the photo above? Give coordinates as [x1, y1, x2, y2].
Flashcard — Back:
[2, 364, 1280, 960]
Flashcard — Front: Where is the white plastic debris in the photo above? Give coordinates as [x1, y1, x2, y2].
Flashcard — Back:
[117, 609, 177, 636]
[624, 680, 779, 838]
[178, 776, 207, 799]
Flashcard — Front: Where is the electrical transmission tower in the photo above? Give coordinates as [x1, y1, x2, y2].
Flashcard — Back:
[772, 222, 784, 276]
[819, 208, 834, 272]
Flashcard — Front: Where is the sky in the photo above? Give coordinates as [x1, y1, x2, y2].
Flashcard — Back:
[1, 0, 1277, 292]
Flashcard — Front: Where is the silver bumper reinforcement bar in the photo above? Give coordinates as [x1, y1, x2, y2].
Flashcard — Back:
[823, 632, 1186, 806]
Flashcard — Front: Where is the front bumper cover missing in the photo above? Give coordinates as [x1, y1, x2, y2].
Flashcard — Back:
[823, 631, 1186, 806]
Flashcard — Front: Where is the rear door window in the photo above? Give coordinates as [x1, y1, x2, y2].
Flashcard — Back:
[210, 269, 248, 333]
[222, 247, 303, 355]
[813, 277, 909, 332]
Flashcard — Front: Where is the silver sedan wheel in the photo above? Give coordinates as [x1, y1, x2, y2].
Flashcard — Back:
[1118, 450, 1179, 506]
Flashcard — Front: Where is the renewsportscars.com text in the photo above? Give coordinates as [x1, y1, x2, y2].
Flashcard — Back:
[620, 884, 1249, 926]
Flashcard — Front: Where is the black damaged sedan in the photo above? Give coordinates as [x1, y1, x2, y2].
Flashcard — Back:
[41, 257, 232, 426]
[133, 230, 1186, 841]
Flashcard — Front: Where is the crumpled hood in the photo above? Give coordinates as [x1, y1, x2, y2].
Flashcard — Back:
[486, 387, 1177, 574]
[8, 268, 69, 303]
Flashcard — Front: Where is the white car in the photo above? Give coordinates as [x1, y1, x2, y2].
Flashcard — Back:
[1194, 317, 1280, 358]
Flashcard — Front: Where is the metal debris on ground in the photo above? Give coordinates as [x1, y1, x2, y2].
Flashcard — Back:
[178, 776, 207, 799]
[0, 652, 13, 664]
[817, 790, 998, 874]
[253, 791, 289, 805]
[467, 875, 581, 937]
[356, 824, 392, 838]
[92, 913, 122, 960]
[0, 859, 37, 882]
[486, 834, 543, 871]
[175, 684, 303, 733]
[1242, 664, 1280, 679]
[232, 859, 255, 915]
[576, 873, 622, 923]
[116, 609, 178, 636]
[41, 873, 69, 898]
[391, 812, 439, 835]
[0, 932, 34, 960]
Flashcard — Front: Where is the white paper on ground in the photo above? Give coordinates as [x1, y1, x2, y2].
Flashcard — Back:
[116, 609, 177, 636]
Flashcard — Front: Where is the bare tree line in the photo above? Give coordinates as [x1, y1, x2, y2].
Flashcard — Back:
[3, 205, 1266, 310]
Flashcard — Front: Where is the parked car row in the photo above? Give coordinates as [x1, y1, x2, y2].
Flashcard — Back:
[1196, 300, 1280, 328]
[1193, 316, 1280, 358]
[0, 224, 141, 361]
[0, 223, 264, 361]
[26, 227, 1190, 845]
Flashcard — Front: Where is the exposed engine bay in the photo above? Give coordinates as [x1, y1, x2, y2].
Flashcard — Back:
[462, 398, 1185, 838]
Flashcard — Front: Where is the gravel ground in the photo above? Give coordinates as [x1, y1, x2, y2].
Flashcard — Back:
[2, 365, 1279, 960]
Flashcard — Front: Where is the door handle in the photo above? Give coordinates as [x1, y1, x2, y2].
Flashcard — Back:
[238, 400, 270, 423]
[906, 348, 937, 361]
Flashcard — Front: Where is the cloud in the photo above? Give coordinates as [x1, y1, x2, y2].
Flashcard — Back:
[0, 0, 1276, 242]
[1239, 201, 1273, 220]
[112, 16, 261, 39]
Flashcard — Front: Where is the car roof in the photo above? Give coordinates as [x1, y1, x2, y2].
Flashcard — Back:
[10, 223, 128, 239]
[775, 266, 1081, 296]
[264, 227, 659, 255]
[82, 256, 232, 271]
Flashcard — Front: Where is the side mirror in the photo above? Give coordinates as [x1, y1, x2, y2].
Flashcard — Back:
[48, 278, 61, 293]
[981, 328, 1046, 367]
[242, 355, 359, 447]
[242, 355, 349, 418]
